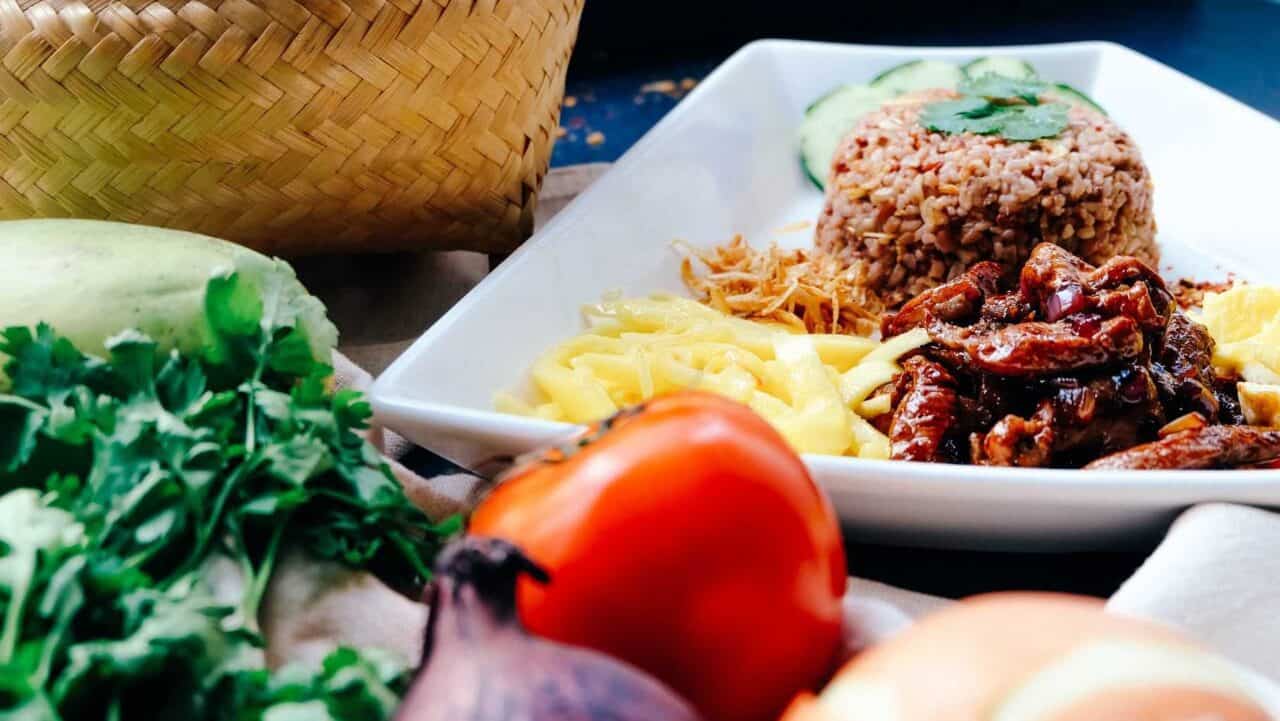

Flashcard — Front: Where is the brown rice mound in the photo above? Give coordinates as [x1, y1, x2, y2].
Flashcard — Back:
[815, 91, 1158, 307]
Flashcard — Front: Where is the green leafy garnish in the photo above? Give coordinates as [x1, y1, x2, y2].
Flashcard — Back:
[984, 104, 1071, 141]
[958, 73, 1049, 105]
[220, 646, 410, 721]
[0, 272, 455, 720]
[920, 73, 1070, 141]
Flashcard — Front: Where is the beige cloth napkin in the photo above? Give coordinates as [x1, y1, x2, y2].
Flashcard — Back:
[844, 507, 1280, 682]
[1108, 504, 1280, 678]
[297, 163, 1280, 685]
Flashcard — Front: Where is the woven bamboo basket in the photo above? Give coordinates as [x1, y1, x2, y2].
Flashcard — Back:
[0, 0, 583, 254]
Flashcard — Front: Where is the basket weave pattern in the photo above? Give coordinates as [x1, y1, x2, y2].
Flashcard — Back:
[0, 0, 582, 254]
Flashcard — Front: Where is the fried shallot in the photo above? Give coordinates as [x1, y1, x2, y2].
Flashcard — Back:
[680, 235, 883, 335]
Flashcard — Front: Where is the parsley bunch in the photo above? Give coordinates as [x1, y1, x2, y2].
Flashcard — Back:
[0, 271, 455, 720]
[919, 74, 1070, 141]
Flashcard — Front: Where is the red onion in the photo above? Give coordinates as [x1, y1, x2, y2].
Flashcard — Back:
[1046, 284, 1087, 322]
[396, 537, 703, 721]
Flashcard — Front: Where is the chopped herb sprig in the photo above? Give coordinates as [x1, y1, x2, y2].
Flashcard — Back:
[920, 73, 1070, 141]
[0, 271, 457, 720]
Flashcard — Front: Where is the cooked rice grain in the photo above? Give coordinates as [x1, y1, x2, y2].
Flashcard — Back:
[816, 91, 1158, 307]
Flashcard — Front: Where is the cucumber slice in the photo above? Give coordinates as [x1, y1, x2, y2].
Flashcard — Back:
[799, 84, 894, 189]
[962, 56, 1038, 80]
[870, 60, 965, 95]
[1044, 83, 1107, 115]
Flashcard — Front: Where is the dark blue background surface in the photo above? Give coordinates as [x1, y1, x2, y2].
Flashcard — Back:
[553, 1, 1280, 166]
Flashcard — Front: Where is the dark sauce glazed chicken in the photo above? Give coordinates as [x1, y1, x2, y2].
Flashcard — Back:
[880, 243, 1280, 469]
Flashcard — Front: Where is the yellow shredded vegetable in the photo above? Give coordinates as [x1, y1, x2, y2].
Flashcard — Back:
[495, 295, 929, 458]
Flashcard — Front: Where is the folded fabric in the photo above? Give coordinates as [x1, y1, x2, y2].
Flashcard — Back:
[841, 504, 1280, 683]
[1109, 503, 1280, 680]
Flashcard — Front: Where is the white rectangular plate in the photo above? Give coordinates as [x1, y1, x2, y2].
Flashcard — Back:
[372, 40, 1280, 551]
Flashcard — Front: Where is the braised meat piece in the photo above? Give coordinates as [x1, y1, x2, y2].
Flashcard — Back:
[884, 245, 1170, 379]
[880, 261, 1002, 337]
[1019, 242, 1095, 321]
[1215, 375, 1245, 425]
[973, 401, 1056, 467]
[883, 243, 1247, 469]
[972, 366, 1163, 467]
[1046, 366, 1162, 426]
[1088, 255, 1173, 308]
[1042, 366, 1164, 464]
[1084, 426, 1280, 470]
[952, 375, 1019, 433]
[927, 315, 1145, 376]
[1092, 283, 1168, 334]
[1151, 313, 1223, 421]
[979, 292, 1033, 325]
[1019, 243, 1172, 328]
[889, 356, 959, 462]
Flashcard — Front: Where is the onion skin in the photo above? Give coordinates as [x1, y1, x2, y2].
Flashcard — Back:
[395, 536, 703, 721]
[1043, 687, 1271, 721]
[780, 593, 1273, 721]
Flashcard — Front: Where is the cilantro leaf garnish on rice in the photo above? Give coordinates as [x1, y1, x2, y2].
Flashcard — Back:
[920, 73, 1071, 141]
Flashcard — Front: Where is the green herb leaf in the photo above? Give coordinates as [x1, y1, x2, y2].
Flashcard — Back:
[958, 73, 1050, 105]
[0, 490, 84, 668]
[0, 665, 58, 721]
[919, 98, 1002, 135]
[0, 397, 46, 474]
[221, 647, 409, 721]
[0, 271, 453, 720]
[1, 325, 113, 402]
[52, 585, 239, 706]
[920, 74, 1069, 141]
[993, 103, 1071, 141]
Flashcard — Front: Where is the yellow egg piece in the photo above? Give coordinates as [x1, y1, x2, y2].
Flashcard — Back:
[1200, 285, 1280, 343]
[1199, 285, 1280, 382]
[1238, 382, 1280, 427]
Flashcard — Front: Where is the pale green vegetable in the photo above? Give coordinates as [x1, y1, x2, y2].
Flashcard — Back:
[0, 220, 337, 382]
